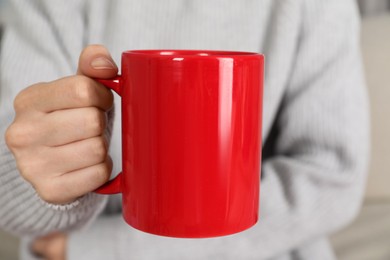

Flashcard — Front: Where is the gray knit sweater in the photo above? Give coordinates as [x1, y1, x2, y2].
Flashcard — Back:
[0, 1, 369, 259]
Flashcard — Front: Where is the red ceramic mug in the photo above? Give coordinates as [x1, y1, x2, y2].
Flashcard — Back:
[95, 50, 264, 238]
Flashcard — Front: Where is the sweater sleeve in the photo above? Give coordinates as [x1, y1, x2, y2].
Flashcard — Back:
[67, 1, 369, 259]
[0, 0, 108, 237]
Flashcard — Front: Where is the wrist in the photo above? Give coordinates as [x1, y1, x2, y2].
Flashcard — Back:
[35, 192, 81, 211]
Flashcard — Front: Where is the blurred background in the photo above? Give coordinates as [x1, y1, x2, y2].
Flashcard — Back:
[0, 0, 389, 259]
[330, 1, 390, 259]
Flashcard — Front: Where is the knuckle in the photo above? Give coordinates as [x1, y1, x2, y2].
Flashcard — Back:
[92, 137, 108, 162]
[18, 159, 39, 182]
[13, 91, 27, 111]
[37, 183, 59, 204]
[87, 108, 106, 135]
[73, 76, 97, 105]
[94, 161, 111, 184]
[5, 122, 35, 148]
[4, 125, 16, 148]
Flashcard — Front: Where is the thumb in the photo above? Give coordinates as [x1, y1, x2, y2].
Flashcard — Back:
[77, 44, 118, 78]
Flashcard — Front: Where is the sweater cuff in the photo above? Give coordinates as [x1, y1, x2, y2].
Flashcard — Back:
[34, 193, 81, 211]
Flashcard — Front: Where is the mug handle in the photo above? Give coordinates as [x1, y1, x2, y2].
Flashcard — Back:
[94, 76, 123, 194]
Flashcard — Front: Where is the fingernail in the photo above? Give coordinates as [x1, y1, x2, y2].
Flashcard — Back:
[90, 57, 116, 69]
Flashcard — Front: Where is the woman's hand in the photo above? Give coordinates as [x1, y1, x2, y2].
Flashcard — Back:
[5, 45, 118, 204]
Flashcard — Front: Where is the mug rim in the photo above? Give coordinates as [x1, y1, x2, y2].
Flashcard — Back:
[123, 49, 263, 58]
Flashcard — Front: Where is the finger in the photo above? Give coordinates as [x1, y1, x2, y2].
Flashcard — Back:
[40, 107, 107, 146]
[48, 157, 113, 204]
[39, 136, 108, 175]
[77, 44, 118, 78]
[31, 233, 67, 260]
[14, 75, 114, 113]
[31, 236, 48, 257]
[44, 233, 67, 260]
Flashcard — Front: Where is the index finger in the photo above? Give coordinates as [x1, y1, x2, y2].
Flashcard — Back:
[15, 75, 113, 113]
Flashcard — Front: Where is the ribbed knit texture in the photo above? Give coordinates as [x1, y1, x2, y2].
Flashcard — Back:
[0, 1, 369, 260]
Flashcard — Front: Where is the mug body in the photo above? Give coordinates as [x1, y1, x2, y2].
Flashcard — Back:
[120, 50, 263, 238]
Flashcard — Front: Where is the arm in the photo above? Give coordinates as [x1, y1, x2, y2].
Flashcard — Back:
[66, 0, 369, 259]
[0, 1, 110, 237]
